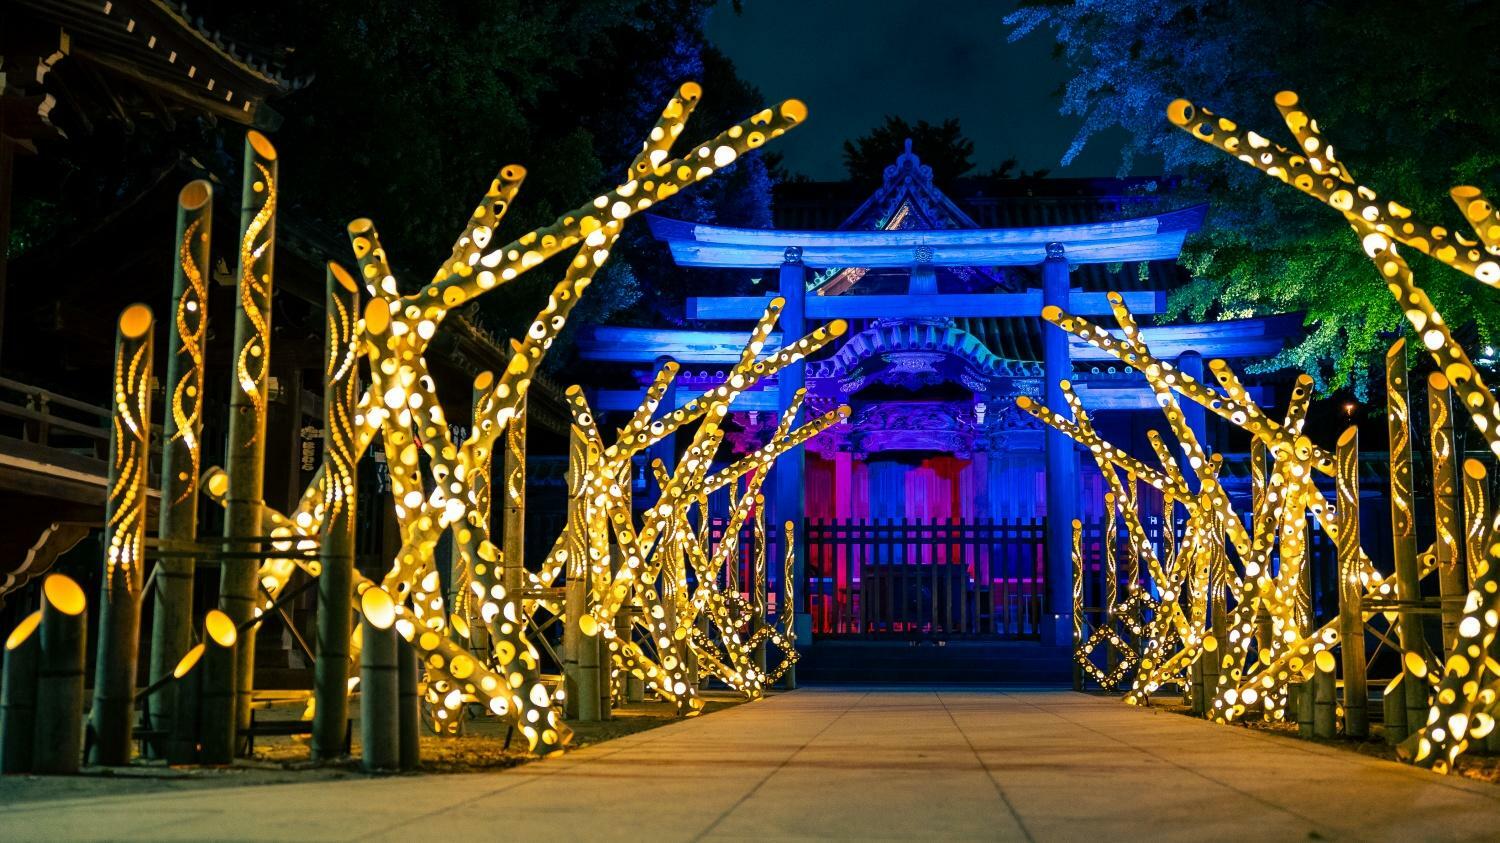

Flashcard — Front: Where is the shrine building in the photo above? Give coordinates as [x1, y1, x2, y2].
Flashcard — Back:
[576, 143, 1301, 675]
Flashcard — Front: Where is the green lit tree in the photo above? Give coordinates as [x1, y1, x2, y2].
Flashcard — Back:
[1008, 0, 1500, 395]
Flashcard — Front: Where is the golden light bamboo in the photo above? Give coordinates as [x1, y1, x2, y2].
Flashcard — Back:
[148, 180, 212, 751]
[91, 304, 155, 765]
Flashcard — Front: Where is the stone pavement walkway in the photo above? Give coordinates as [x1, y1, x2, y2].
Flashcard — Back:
[3, 688, 1498, 841]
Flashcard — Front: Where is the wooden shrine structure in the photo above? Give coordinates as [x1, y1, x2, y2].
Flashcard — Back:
[583, 143, 1302, 651]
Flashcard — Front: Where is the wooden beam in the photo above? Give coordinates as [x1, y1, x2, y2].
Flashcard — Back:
[1069, 314, 1302, 362]
[688, 291, 1166, 320]
[647, 206, 1206, 268]
[591, 388, 780, 413]
[1071, 382, 1267, 411]
[578, 327, 785, 364]
[665, 234, 1192, 268]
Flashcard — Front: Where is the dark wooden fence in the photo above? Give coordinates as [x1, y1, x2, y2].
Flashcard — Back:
[804, 518, 1046, 640]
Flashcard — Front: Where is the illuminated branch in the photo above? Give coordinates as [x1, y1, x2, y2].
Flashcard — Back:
[1170, 89, 1500, 771]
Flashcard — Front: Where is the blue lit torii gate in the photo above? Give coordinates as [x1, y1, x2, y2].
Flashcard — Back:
[602, 206, 1209, 648]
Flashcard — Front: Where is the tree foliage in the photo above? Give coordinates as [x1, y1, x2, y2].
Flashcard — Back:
[1008, 0, 1500, 395]
[842, 116, 977, 185]
[209, 0, 775, 357]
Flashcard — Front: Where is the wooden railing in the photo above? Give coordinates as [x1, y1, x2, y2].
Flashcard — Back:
[0, 376, 112, 458]
[0, 377, 163, 478]
[804, 518, 1046, 640]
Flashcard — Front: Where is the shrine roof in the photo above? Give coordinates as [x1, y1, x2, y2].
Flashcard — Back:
[644, 204, 1206, 270]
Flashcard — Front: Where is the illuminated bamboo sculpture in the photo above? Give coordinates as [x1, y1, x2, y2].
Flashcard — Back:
[182, 83, 815, 754]
[91, 304, 155, 764]
[1385, 342, 1429, 736]
[168, 610, 237, 765]
[1020, 294, 1358, 721]
[148, 181, 213, 748]
[33, 81, 827, 767]
[1, 610, 42, 773]
[1170, 90, 1500, 771]
[216, 130, 279, 749]
[33, 574, 87, 774]
[360, 587, 399, 772]
[313, 262, 360, 761]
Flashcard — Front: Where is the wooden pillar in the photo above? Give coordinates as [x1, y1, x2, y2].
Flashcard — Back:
[834, 451, 854, 520]
[90, 304, 154, 765]
[775, 251, 808, 686]
[1042, 242, 1076, 646]
[1177, 351, 1208, 479]
[313, 263, 359, 761]
[1385, 341, 1428, 733]
[0, 133, 13, 371]
[218, 131, 279, 752]
[1427, 373, 1463, 653]
[1335, 427, 1368, 738]
[148, 182, 213, 751]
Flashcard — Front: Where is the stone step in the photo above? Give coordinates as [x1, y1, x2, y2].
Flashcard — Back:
[797, 640, 1072, 684]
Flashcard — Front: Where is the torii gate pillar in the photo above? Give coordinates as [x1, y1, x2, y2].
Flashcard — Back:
[1042, 242, 1076, 646]
[774, 248, 809, 673]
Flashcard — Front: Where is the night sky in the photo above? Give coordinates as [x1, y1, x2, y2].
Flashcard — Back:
[705, 0, 1132, 180]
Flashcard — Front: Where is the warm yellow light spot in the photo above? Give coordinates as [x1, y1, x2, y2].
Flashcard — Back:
[362, 588, 397, 631]
[205, 609, 238, 647]
[43, 574, 85, 616]
[174, 643, 206, 678]
[5, 609, 41, 650]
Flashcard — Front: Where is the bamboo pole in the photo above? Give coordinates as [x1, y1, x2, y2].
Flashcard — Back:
[1312, 650, 1337, 738]
[33, 574, 87, 773]
[1427, 373, 1464, 653]
[562, 425, 600, 721]
[1385, 341, 1428, 733]
[597, 633, 612, 720]
[149, 181, 212, 753]
[1296, 680, 1314, 737]
[1335, 426, 1368, 738]
[1383, 674, 1407, 745]
[173, 610, 238, 765]
[200, 611, 239, 764]
[1189, 653, 1205, 716]
[613, 475, 642, 705]
[1, 610, 42, 773]
[1465, 461, 1500, 753]
[360, 588, 399, 772]
[91, 303, 155, 765]
[1201, 634, 1221, 715]
[463, 373, 493, 655]
[503, 392, 526, 596]
[1071, 518, 1084, 691]
[751, 487, 769, 678]
[218, 131, 279, 752]
[313, 262, 360, 762]
[781, 519, 798, 690]
[165, 644, 204, 764]
[397, 638, 419, 771]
